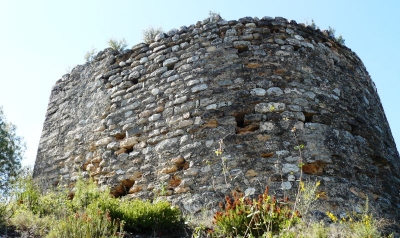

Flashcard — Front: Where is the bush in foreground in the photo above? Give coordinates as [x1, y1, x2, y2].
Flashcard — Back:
[211, 186, 300, 237]
[4, 170, 184, 237]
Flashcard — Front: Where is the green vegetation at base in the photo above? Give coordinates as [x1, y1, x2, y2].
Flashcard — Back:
[0, 167, 392, 238]
[1, 168, 184, 237]
[211, 186, 300, 237]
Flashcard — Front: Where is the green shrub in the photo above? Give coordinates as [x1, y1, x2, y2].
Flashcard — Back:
[65, 177, 183, 234]
[325, 202, 385, 238]
[84, 47, 97, 62]
[0, 197, 12, 231]
[295, 180, 320, 216]
[37, 190, 71, 218]
[327, 26, 345, 45]
[47, 208, 123, 238]
[107, 38, 127, 52]
[142, 27, 163, 44]
[208, 11, 221, 19]
[335, 35, 345, 45]
[70, 178, 104, 211]
[211, 186, 301, 237]
[11, 167, 41, 214]
[10, 209, 53, 237]
[95, 198, 182, 233]
[4, 175, 185, 237]
[310, 19, 318, 30]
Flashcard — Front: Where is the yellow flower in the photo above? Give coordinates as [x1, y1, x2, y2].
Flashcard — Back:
[269, 105, 275, 112]
[300, 181, 305, 192]
[215, 149, 222, 156]
[326, 211, 338, 223]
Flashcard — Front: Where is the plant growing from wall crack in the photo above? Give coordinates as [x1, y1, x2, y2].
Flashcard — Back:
[107, 38, 128, 53]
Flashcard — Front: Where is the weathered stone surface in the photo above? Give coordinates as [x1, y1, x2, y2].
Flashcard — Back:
[95, 137, 113, 147]
[163, 57, 179, 68]
[34, 16, 400, 232]
[266, 87, 284, 96]
[120, 137, 138, 149]
[155, 138, 178, 153]
[191, 84, 208, 92]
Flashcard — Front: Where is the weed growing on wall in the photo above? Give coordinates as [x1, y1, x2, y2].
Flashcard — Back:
[107, 38, 128, 52]
[84, 47, 97, 62]
[305, 19, 345, 45]
[142, 27, 163, 44]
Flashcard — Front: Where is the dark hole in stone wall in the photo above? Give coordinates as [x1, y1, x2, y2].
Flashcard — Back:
[236, 124, 260, 134]
[132, 78, 138, 85]
[126, 147, 134, 154]
[303, 112, 314, 122]
[272, 28, 280, 33]
[302, 161, 326, 175]
[112, 179, 135, 197]
[237, 46, 249, 53]
[353, 165, 362, 174]
[235, 113, 245, 128]
[383, 140, 391, 149]
[114, 133, 126, 140]
[372, 155, 389, 167]
[349, 124, 356, 134]
[238, 49, 251, 55]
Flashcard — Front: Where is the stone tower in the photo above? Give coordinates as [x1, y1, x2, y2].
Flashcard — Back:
[34, 16, 400, 229]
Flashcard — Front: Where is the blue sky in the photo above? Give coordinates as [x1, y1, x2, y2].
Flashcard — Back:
[0, 0, 399, 166]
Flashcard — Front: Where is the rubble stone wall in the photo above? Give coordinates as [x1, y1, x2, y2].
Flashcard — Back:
[34, 16, 400, 225]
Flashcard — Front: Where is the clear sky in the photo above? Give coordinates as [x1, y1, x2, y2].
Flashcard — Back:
[0, 0, 399, 167]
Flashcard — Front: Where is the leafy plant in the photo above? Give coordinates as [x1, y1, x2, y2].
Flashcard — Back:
[296, 180, 320, 216]
[310, 19, 318, 30]
[11, 167, 41, 214]
[95, 198, 182, 233]
[0, 197, 12, 230]
[142, 26, 163, 44]
[0, 107, 24, 195]
[70, 177, 103, 211]
[208, 11, 221, 19]
[84, 47, 97, 62]
[107, 38, 128, 52]
[3, 173, 185, 237]
[305, 19, 345, 45]
[37, 189, 71, 218]
[327, 26, 345, 45]
[211, 187, 301, 237]
[325, 200, 385, 238]
[10, 209, 53, 237]
[47, 208, 123, 238]
[335, 35, 345, 45]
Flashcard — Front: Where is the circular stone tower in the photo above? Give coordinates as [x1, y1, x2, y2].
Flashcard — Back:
[34, 16, 400, 230]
